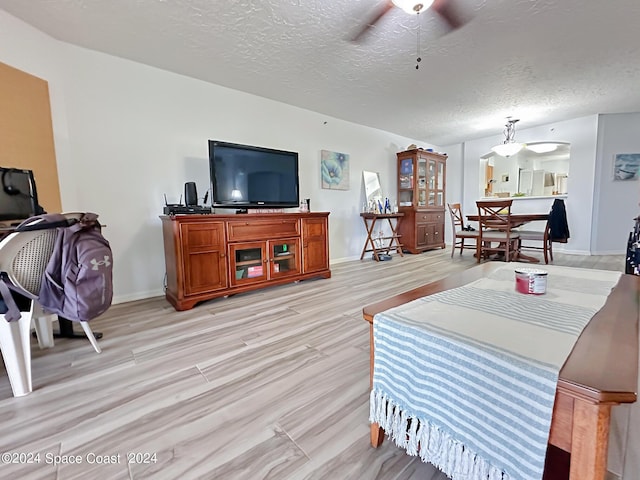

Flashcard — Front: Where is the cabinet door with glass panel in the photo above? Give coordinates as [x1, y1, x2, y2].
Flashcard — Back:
[427, 155, 446, 207]
[398, 155, 421, 207]
[229, 242, 267, 286]
[397, 150, 446, 207]
[269, 238, 301, 279]
[229, 238, 301, 286]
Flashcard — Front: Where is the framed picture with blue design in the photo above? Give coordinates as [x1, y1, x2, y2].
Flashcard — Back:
[400, 158, 413, 174]
[613, 153, 640, 181]
[321, 150, 350, 190]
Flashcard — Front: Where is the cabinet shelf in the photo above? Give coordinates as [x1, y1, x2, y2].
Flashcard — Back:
[235, 259, 264, 267]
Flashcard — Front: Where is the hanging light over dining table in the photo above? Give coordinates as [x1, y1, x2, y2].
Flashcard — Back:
[491, 118, 526, 157]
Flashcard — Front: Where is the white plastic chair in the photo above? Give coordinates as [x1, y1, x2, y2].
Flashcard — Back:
[0, 216, 100, 397]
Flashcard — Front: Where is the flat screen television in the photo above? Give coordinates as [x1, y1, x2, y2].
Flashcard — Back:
[0, 167, 41, 222]
[208, 140, 299, 209]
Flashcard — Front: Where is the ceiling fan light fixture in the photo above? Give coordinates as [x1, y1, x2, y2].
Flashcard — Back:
[491, 117, 526, 157]
[392, 0, 434, 14]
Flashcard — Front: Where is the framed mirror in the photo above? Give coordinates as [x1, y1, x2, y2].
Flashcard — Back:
[363, 171, 383, 208]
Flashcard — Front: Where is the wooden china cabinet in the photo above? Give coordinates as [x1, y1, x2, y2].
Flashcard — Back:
[396, 149, 447, 253]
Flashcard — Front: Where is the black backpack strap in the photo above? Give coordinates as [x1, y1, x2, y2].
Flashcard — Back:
[15, 214, 78, 232]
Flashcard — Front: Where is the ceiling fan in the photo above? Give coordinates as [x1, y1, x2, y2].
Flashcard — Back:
[351, 0, 469, 42]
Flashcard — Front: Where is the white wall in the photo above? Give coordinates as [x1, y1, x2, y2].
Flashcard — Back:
[593, 113, 640, 254]
[440, 143, 463, 247]
[0, 9, 434, 303]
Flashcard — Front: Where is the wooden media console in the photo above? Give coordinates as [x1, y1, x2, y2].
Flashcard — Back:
[161, 212, 331, 310]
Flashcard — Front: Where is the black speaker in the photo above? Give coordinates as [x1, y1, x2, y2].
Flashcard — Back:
[2, 169, 22, 195]
[184, 182, 198, 206]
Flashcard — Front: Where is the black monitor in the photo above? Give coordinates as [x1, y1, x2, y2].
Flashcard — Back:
[0, 167, 41, 222]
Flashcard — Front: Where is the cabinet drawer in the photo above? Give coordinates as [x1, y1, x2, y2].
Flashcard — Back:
[181, 222, 225, 253]
[416, 212, 444, 223]
[228, 218, 300, 241]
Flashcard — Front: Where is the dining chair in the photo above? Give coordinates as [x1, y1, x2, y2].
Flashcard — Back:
[516, 221, 553, 264]
[475, 199, 520, 263]
[447, 203, 479, 258]
[0, 214, 101, 397]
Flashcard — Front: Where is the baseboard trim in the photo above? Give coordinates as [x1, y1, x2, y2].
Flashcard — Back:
[113, 289, 164, 305]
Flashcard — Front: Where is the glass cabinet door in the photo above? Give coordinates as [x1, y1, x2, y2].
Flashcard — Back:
[230, 242, 267, 285]
[398, 157, 414, 207]
[269, 238, 300, 278]
[435, 159, 445, 206]
[437, 161, 444, 190]
[417, 159, 427, 206]
[428, 192, 435, 206]
[428, 160, 436, 190]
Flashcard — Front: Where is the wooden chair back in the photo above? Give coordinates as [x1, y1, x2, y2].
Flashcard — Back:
[448, 202, 478, 258]
[448, 203, 465, 231]
[475, 199, 520, 262]
[476, 199, 513, 232]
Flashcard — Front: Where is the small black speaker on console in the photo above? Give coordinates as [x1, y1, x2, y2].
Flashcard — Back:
[185, 182, 198, 206]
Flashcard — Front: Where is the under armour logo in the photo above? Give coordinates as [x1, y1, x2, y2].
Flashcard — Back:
[90, 255, 111, 270]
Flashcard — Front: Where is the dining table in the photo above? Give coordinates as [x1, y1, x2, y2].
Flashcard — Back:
[467, 212, 549, 263]
[363, 262, 639, 480]
[466, 212, 549, 228]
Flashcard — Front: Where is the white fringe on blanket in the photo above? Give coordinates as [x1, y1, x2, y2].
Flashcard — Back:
[370, 389, 508, 480]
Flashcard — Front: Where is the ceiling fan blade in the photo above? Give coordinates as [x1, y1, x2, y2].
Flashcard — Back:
[432, 0, 471, 31]
[351, 1, 395, 42]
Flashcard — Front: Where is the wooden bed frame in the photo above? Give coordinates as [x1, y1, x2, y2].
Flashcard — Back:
[362, 263, 639, 480]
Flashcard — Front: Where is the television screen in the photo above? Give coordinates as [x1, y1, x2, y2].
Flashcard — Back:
[209, 140, 299, 208]
[0, 167, 40, 222]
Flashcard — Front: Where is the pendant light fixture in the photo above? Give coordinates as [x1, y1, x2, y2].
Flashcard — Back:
[491, 118, 526, 157]
[391, 1, 435, 14]
[526, 142, 559, 154]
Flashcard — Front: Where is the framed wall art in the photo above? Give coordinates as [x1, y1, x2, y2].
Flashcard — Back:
[321, 150, 350, 190]
[613, 153, 640, 181]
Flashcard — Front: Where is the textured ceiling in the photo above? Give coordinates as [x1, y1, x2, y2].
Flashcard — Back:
[2, 0, 640, 145]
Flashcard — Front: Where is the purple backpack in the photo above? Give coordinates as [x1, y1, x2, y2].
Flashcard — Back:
[38, 213, 113, 322]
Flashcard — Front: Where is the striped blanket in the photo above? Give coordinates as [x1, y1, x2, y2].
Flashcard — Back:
[370, 263, 621, 480]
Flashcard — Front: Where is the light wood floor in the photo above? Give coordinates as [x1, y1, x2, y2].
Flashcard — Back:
[0, 249, 632, 480]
